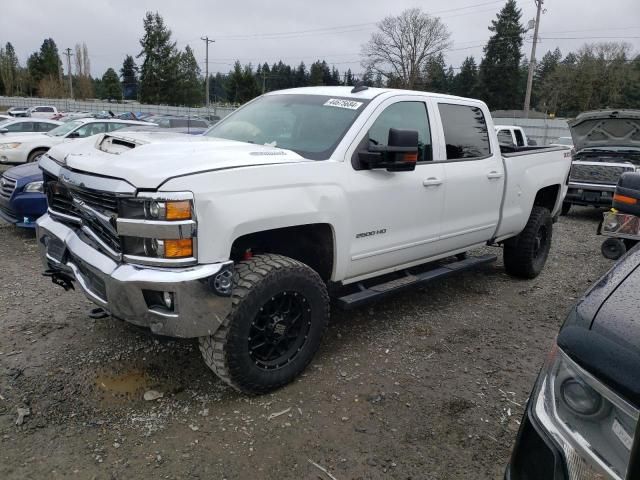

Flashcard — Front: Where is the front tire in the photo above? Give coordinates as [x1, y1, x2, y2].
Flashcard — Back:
[504, 206, 553, 279]
[199, 254, 329, 394]
[27, 149, 47, 163]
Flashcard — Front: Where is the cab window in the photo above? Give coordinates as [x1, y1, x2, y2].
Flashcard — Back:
[438, 103, 491, 160]
[497, 129, 513, 145]
[368, 102, 432, 162]
[514, 129, 525, 147]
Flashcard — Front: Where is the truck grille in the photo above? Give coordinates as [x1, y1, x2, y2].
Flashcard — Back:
[569, 163, 635, 185]
[0, 175, 17, 200]
[47, 179, 121, 254]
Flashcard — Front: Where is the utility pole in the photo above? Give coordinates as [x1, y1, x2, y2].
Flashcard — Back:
[63, 48, 74, 99]
[523, 0, 543, 118]
[200, 36, 215, 108]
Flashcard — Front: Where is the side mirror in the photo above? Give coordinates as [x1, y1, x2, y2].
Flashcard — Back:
[67, 131, 80, 139]
[0, 128, 8, 134]
[359, 128, 419, 172]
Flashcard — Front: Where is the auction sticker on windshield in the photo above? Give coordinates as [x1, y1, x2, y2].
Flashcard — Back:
[324, 99, 363, 110]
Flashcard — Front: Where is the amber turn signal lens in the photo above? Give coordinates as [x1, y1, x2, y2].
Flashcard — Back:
[164, 239, 193, 258]
[166, 201, 192, 220]
[614, 194, 638, 205]
[404, 152, 418, 163]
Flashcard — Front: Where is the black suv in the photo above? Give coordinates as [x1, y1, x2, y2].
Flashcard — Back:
[507, 246, 640, 480]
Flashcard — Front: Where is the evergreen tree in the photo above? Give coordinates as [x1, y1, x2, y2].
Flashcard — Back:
[423, 53, 448, 92]
[478, 0, 525, 109]
[120, 55, 138, 100]
[137, 11, 179, 104]
[225, 61, 259, 104]
[533, 48, 562, 108]
[0, 42, 19, 95]
[177, 45, 202, 106]
[453, 56, 479, 97]
[294, 62, 308, 87]
[101, 67, 122, 100]
[27, 38, 61, 84]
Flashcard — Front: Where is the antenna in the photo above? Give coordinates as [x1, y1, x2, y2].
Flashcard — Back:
[351, 82, 368, 94]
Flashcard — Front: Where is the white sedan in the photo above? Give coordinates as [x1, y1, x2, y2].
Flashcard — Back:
[0, 118, 62, 135]
[0, 118, 152, 164]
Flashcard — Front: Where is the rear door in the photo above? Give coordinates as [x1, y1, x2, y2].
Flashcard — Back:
[344, 96, 446, 280]
[433, 101, 504, 251]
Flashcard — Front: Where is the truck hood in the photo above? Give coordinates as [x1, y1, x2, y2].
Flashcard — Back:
[569, 110, 640, 152]
[51, 131, 309, 189]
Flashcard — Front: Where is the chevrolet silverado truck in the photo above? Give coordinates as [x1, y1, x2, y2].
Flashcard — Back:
[563, 109, 640, 215]
[36, 86, 571, 394]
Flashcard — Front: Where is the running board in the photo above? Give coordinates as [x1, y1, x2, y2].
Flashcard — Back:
[335, 254, 497, 309]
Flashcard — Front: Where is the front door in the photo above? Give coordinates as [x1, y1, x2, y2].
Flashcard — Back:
[344, 98, 445, 281]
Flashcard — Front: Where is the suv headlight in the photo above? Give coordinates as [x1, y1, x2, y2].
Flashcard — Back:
[116, 192, 197, 266]
[0, 142, 21, 150]
[23, 181, 44, 193]
[533, 345, 638, 480]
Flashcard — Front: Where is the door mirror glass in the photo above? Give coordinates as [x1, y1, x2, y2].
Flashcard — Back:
[0, 128, 7, 134]
[359, 128, 419, 172]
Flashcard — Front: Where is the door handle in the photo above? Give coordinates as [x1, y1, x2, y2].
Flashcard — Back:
[487, 171, 504, 180]
[423, 177, 443, 187]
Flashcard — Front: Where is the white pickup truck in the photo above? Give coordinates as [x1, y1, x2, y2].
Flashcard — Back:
[36, 86, 571, 393]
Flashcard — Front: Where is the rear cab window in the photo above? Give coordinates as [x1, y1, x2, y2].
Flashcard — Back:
[514, 129, 525, 147]
[437, 103, 491, 160]
[497, 129, 513, 145]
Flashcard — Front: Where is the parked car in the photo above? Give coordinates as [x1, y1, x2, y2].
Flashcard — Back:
[27, 106, 59, 119]
[36, 86, 571, 394]
[0, 118, 151, 164]
[145, 115, 210, 131]
[7, 106, 30, 117]
[0, 162, 46, 228]
[506, 244, 640, 480]
[0, 114, 11, 121]
[563, 109, 640, 215]
[495, 125, 537, 148]
[0, 118, 62, 135]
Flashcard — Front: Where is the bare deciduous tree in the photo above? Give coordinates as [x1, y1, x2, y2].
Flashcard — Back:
[361, 8, 452, 89]
[74, 42, 94, 99]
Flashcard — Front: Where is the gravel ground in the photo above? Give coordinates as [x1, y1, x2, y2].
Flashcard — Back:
[0, 193, 612, 479]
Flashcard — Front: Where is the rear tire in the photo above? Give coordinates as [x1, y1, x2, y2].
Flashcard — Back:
[27, 149, 47, 163]
[199, 254, 329, 394]
[601, 238, 627, 260]
[504, 206, 553, 279]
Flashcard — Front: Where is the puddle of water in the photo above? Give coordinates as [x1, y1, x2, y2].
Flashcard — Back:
[94, 369, 156, 401]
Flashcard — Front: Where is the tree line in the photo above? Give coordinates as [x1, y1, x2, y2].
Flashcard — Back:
[1, 1, 639, 117]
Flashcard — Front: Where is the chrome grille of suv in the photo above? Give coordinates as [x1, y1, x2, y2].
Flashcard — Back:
[569, 163, 635, 185]
[0, 175, 17, 200]
[47, 180, 121, 254]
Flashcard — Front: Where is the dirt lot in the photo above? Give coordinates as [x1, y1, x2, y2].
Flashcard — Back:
[0, 195, 612, 479]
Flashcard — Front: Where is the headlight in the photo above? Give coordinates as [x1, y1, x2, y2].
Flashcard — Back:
[23, 181, 44, 193]
[0, 143, 21, 150]
[533, 345, 638, 480]
[117, 192, 196, 265]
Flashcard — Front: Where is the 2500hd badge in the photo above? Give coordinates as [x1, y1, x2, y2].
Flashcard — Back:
[356, 229, 387, 239]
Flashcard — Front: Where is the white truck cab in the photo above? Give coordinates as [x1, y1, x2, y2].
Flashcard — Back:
[495, 125, 533, 148]
[36, 86, 571, 393]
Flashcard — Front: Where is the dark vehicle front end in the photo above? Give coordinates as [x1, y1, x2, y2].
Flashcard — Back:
[0, 163, 46, 228]
[507, 247, 640, 479]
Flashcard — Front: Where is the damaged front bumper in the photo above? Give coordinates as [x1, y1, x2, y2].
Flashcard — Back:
[36, 213, 233, 338]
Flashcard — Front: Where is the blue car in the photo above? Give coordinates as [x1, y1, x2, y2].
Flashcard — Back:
[0, 162, 46, 228]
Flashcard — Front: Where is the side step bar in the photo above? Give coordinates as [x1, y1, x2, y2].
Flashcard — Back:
[335, 254, 497, 310]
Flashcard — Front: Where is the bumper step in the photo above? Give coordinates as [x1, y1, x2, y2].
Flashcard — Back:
[335, 254, 497, 309]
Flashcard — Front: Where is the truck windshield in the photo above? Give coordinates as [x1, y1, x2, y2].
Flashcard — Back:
[206, 94, 369, 160]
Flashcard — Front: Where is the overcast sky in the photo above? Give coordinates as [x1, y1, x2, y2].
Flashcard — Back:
[1, 0, 639, 79]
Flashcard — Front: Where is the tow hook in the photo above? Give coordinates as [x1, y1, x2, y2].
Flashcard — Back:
[88, 307, 109, 319]
[42, 269, 75, 291]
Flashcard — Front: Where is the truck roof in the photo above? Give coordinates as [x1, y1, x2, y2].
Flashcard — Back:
[266, 86, 478, 103]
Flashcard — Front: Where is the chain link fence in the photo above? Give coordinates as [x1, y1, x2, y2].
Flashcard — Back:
[0, 96, 237, 119]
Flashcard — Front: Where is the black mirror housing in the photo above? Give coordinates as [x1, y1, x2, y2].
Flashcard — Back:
[0, 128, 8, 134]
[358, 128, 419, 172]
[67, 131, 80, 138]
